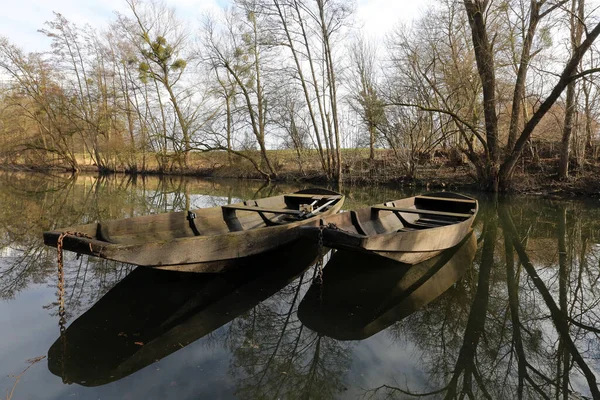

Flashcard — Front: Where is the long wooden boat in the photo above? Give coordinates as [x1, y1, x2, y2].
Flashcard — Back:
[306, 192, 477, 264]
[47, 238, 319, 386]
[43, 188, 343, 272]
[298, 232, 477, 340]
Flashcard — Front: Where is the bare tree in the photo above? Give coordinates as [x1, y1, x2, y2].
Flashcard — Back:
[255, 0, 354, 182]
[0, 37, 80, 170]
[464, 0, 600, 191]
[383, 7, 475, 177]
[559, 0, 585, 179]
[121, 0, 197, 169]
[202, 5, 278, 180]
[347, 35, 385, 161]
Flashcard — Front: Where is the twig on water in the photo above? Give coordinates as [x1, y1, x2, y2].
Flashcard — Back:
[5, 356, 46, 400]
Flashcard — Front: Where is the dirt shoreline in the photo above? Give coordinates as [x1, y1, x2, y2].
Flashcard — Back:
[2, 162, 598, 199]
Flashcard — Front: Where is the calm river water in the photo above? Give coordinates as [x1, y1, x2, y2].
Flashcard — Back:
[1, 172, 599, 399]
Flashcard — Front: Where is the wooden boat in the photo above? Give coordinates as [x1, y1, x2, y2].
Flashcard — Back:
[298, 232, 477, 340]
[47, 238, 320, 386]
[306, 192, 477, 264]
[43, 188, 343, 272]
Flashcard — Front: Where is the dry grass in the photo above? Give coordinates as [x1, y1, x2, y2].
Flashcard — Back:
[2, 148, 600, 195]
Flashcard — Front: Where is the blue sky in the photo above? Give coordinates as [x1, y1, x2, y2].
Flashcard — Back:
[0, 0, 430, 53]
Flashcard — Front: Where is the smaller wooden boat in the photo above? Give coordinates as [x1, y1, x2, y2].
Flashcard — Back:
[298, 232, 477, 340]
[306, 192, 477, 264]
[43, 188, 343, 272]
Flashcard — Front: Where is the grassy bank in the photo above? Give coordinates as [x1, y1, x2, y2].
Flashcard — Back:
[2, 148, 600, 196]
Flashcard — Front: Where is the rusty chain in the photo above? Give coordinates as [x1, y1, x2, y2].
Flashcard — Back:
[56, 231, 92, 385]
[314, 222, 345, 287]
[56, 231, 92, 331]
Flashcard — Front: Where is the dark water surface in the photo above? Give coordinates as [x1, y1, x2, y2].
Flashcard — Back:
[1, 172, 599, 399]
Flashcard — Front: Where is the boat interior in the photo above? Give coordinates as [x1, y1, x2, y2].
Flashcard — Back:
[92, 191, 343, 245]
[330, 193, 477, 237]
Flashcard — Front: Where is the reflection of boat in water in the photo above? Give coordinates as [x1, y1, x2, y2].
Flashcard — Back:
[43, 189, 343, 272]
[304, 193, 477, 264]
[298, 233, 477, 340]
[47, 238, 320, 386]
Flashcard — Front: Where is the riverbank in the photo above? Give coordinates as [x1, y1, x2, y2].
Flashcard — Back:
[2, 149, 599, 197]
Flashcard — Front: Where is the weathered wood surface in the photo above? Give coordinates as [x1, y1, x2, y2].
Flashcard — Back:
[43, 188, 344, 271]
[309, 192, 477, 264]
[222, 204, 302, 214]
[298, 232, 477, 340]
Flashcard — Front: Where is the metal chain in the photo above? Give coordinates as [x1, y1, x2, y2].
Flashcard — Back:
[56, 231, 92, 385]
[56, 231, 92, 331]
[56, 233, 68, 332]
[313, 222, 344, 286]
[324, 222, 349, 233]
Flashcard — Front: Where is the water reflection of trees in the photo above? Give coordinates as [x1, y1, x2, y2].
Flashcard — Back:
[0, 173, 146, 302]
[227, 267, 352, 399]
[0, 173, 301, 301]
[370, 199, 600, 399]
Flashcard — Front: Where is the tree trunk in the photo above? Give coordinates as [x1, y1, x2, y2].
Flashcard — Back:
[273, 0, 328, 174]
[369, 123, 375, 161]
[507, 1, 540, 152]
[559, 0, 584, 180]
[317, 0, 343, 183]
[559, 82, 576, 179]
[464, 0, 499, 191]
[500, 20, 600, 188]
[226, 94, 232, 166]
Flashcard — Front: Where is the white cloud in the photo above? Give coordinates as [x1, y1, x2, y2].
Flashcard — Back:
[0, 0, 225, 52]
[356, 0, 432, 40]
[0, 0, 427, 53]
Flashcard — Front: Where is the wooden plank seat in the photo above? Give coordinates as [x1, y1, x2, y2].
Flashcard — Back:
[418, 218, 455, 226]
[395, 217, 464, 232]
[284, 194, 342, 200]
[222, 205, 302, 215]
[397, 227, 420, 232]
[222, 204, 302, 232]
[411, 221, 444, 228]
[371, 205, 472, 219]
